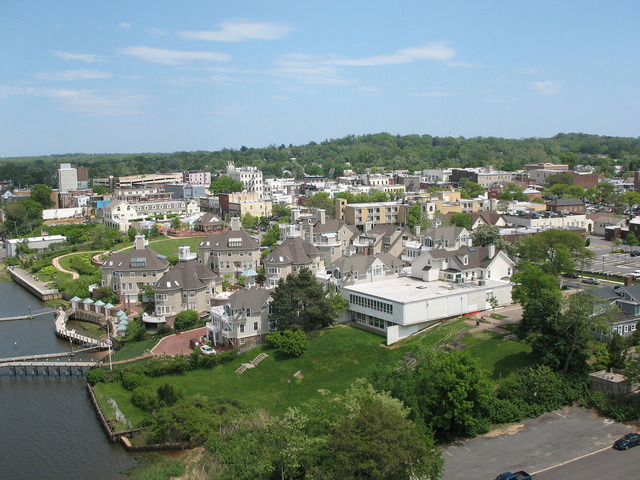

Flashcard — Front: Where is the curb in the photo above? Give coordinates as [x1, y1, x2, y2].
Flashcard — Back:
[532, 445, 612, 475]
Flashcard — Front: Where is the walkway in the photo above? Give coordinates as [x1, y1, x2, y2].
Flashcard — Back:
[150, 327, 208, 356]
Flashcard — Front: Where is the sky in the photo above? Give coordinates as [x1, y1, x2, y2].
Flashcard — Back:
[1, 1, 639, 157]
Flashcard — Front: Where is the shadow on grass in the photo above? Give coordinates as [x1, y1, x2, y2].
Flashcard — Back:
[491, 351, 536, 380]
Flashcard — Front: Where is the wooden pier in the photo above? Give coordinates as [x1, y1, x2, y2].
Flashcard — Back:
[0, 308, 57, 322]
[0, 360, 99, 377]
[8, 266, 62, 300]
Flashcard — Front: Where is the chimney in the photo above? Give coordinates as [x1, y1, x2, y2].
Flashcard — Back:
[134, 234, 148, 250]
[230, 217, 241, 231]
[291, 208, 300, 223]
[488, 244, 496, 259]
[414, 225, 421, 237]
[317, 209, 326, 225]
[364, 221, 373, 233]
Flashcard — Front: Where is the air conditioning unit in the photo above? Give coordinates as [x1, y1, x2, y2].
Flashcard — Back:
[478, 280, 486, 286]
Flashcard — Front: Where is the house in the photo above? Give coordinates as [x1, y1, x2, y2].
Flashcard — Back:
[4, 235, 67, 257]
[194, 212, 225, 233]
[340, 244, 515, 344]
[299, 215, 359, 264]
[198, 217, 260, 277]
[327, 252, 404, 287]
[588, 214, 626, 237]
[206, 287, 272, 348]
[263, 237, 325, 288]
[100, 235, 170, 303]
[352, 224, 411, 257]
[547, 198, 586, 215]
[152, 246, 221, 325]
[401, 225, 472, 263]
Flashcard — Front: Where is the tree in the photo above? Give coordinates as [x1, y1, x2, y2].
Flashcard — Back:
[174, 309, 199, 331]
[459, 180, 485, 199]
[271, 202, 291, 222]
[448, 212, 472, 230]
[170, 217, 183, 230]
[328, 381, 443, 480]
[371, 348, 495, 442]
[499, 183, 527, 202]
[266, 330, 309, 357]
[546, 172, 574, 186]
[269, 268, 346, 332]
[305, 192, 334, 218]
[305, 164, 324, 176]
[626, 232, 638, 248]
[241, 212, 259, 230]
[406, 202, 432, 232]
[471, 224, 501, 247]
[157, 383, 182, 406]
[30, 184, 54, 208]
[211, 176, 244, 194]
[518, 229, 594, 275]
[261, 224, 280, 247]
[127, 226, 137, 242]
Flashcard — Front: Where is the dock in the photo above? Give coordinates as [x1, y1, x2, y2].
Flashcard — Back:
[8, 266, 62, 300]
[0, 360, 99, 377]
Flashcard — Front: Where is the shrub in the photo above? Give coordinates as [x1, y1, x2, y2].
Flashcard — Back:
[157, 383, 182, 407]
[174, 310, 199, 331]
[86, 368, 121, 385]
[121, 370, 149, 391]
[582, 390, 640, 422]
[266, 329, 308, 357]
[132, 385, 159, 412]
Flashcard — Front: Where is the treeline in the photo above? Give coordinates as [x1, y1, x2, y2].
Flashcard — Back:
[2, 132, 640, 188]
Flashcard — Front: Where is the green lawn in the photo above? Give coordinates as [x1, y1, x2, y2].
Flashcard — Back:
[146, 237, 205, 257]
[94, 325, 402, 425]
[111, 339, 158, 361]
[463, 329, 533, 379]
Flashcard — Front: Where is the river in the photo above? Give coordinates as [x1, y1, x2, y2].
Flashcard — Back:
[0, 281, 138, 479]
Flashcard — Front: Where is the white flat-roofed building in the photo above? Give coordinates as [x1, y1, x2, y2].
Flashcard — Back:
[342, 276, 512, 345]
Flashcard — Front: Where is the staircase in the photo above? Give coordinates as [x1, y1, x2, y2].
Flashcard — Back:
[236, 353, 269, 375]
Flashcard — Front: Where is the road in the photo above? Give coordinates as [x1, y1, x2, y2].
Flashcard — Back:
[535, 444, 640, 479]
[441, 407, 634, 480]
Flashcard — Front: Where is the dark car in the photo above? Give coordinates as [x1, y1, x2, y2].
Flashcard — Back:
[189, 338, 203, 349]
[581, 277, 601, 285]
[630, 251, 640, 257]
[562, 272, 579, 279]
[614, 433, 640, 450]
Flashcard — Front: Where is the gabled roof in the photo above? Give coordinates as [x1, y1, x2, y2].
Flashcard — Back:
[422, 225, 468, 242]
[264, 237, 320, 265]
[199, 229, 259, 250]
[427, 245, 512, 270]
[312, 219, 359, 238]
[227, 287, 271, 311]
[195, 212, 222, 226]
[102, 246, 169, 271]
[154, 259, 220, 292]
[331, 252, 403, 276]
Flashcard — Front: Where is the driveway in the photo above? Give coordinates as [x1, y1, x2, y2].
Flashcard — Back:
[442, 406, 636, 479]
[150, 327, 207, 355]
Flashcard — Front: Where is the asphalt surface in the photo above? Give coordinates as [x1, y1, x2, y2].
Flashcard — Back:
[441, 407, 635, 480]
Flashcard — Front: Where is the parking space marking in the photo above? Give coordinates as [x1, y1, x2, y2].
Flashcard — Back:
[556, 412, 567, 419]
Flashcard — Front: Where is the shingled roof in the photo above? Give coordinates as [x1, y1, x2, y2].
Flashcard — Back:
[103, 247, 169, 271]
[154, 259, 220, 292]
[264, 237, 320, 265]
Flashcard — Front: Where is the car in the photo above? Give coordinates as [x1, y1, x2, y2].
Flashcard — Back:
[630, 251, 640, 257]
[189, 338, 202, 349]
[200, 345, 215, 355]
[613, 433, 640, 450]
[581, 277, 601, 285]
[631, 270, 640, 278]
[562, 272, 579, 279]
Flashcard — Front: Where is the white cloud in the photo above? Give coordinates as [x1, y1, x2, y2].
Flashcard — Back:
[119, 46, 230, 65]
[273, 54, 349, 85]
[53, 51, 107, 63]
[180, 20, 293, 42]
[0, 84, 144, 114]
[118, 22, 131, 29]
[34, 69, 113, 81]
[531, 80, 562, 96]
[146, 27, 168, 36]
[328, 42, 456, 67]
[519, 67, 539, 75]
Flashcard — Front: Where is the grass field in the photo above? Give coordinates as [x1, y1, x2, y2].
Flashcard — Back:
[93, 320, 537, 427]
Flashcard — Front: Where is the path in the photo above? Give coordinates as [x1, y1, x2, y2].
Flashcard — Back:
[51, 250, 105, 280]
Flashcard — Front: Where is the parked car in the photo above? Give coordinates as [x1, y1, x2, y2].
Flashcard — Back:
[496, 472, 532, 480]
[614, 433, 640, 450]
[581, 277, 600, 285]
[200, 345, 215, 355]
[630, 270, 640, 278]
[562, 272, 579, 279]
[630, 251, 640, 257]
[189, 338, 203, 349]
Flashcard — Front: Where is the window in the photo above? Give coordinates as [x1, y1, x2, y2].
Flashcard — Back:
[254, 322, 258, 331]
[239, 324, 245, 333]
[130, 272, 136, 278]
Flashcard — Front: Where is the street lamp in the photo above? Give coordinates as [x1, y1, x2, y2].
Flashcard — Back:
[14, 342, 17, 357]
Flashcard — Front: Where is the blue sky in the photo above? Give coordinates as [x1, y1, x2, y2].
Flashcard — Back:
[1, 1, 638, 157]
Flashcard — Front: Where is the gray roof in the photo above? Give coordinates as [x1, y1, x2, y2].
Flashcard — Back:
[428, 245, 506, 270]
[264, 237, 320, 265]
[228, 287, 271, 311]
[103, 247, 169, 271]
[154, 259, 220, 292]
[331, 252, 403, 275]
[312, 219, 359, 238]
[549, 198, 584, 206]
[195, 212, 222, 226]
[422, 225, 467, 241]
[199, 229, 259, 251]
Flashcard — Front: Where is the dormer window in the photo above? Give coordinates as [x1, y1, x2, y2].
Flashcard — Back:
[463, 255, 469, 265]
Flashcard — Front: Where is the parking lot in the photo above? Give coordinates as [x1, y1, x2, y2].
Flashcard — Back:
[441, 407, 635, 479]
[586, 237, 640, 278]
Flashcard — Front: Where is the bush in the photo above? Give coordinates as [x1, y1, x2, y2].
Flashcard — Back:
[266, 329, 308, 357]
[131, 385, 159, 412]
[157, 383, 182, 407]
[121, 370, 149, 391]
[174, 310, 199, 331]
[582, 390, 640, 422]
[86, 368, 121, 385]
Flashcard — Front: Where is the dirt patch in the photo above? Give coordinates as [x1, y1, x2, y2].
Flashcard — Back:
[482, 423, 526, 437]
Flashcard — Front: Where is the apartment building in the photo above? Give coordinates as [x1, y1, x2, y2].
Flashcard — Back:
[198, 218, 260, 276]
[263, 237, 325, 288]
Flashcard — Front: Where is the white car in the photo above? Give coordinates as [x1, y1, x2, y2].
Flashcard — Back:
[631, 271, 640, 278]
[200, 345, 215, 355]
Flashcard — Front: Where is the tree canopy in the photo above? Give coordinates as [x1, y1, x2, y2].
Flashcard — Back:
[210, 176, 244, 194]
